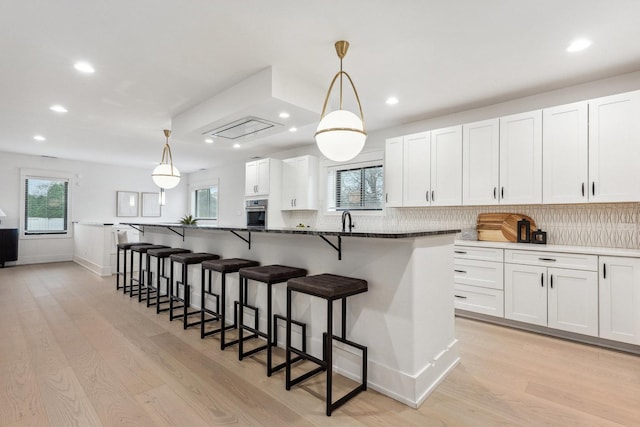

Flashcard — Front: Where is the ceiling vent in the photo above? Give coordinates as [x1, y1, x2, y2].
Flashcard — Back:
[204, 116, 282, 140]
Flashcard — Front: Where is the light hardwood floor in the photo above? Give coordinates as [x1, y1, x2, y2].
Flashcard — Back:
[1, 262, 639, 426]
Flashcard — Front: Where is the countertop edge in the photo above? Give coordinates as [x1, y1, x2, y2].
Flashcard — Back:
[120, 222, 460, 239]
[455, 239, 640, 258]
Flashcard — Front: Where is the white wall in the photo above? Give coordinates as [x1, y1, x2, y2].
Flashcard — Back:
[0, 151, 187, 264]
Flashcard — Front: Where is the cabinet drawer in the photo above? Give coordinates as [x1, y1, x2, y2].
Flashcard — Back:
[454, 284, 504, 317]
[454, 259, 503, 290]
[505, 250, 597, 271]
[454, 245, 503, 262]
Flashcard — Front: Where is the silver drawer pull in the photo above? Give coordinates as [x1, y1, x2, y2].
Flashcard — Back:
[454, 251, 467, 254]
[454, 295, 467, 299]
[538, 257, 556, 262]
[454, 269, 467, 273]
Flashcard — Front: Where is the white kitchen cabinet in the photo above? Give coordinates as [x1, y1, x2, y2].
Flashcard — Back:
[505, 263, 547, 326]
[454, 245, 504, 317]
[281, 155, 319, 210]
[389, 126, 461, 208]
[245, 158, 272, 197]
[599, 256, 640, 345]
[505, 249, 599, 335]
[402, 132, 430, 207]
[384, 136, 404, 207]
[589, 90, 640, 202]
[547, 267, 598, 336]
[430, 125, 462, 206]
[542, 102, 589, 204]
[462, 118, 500, 205]
[499, 110, 542, 204]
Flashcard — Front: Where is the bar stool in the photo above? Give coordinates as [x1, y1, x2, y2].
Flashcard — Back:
[115, 242, 152, 293]
[285, 273, 368, 416]
[146, 247, 192, 312]
[169, 252, 220, 329]
[129, 244, 169, 301]
[200, 258, 260, 349]
[238, 264, 307, 377]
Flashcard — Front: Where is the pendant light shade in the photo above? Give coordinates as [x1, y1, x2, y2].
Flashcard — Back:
[315, 41, 367, 162]
[152, 129, 181, 189]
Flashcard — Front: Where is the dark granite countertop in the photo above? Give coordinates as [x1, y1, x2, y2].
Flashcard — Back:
[120, 222, 460, 239]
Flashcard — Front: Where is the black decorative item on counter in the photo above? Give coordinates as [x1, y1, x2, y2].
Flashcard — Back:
[531, 228, 547, 244]
[517, 219, 531, 243]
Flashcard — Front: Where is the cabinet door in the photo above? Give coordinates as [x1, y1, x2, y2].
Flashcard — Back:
[463, 118, 500, 205]
[281, 159, 296, 210]
[402, 132, 430, 207]
[505, 263, 547, 326]
[599, 256, 640, 344]
[245, 161, 258, 196]
[431, 125, 462, 206]
[589, 90, 640, 202]
[499, 110, 542, 204]
[543, 102, 589, 204]
[255, 158, 270, 196]
[547, 268, 598, 336]
[385, 137, 404, 207]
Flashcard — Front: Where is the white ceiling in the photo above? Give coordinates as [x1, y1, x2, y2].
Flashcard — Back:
[2, 0, 640, 173]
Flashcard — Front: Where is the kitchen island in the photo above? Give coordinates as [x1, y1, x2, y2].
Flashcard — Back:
[122, 222, 460, 408]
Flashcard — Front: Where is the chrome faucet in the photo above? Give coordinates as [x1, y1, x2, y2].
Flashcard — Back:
[341, 210, 354, 232]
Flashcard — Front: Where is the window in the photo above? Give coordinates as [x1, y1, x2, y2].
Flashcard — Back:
[194, 185, 218, 219]
[24, 177, 70, 235]
[328, 161, 384, 211]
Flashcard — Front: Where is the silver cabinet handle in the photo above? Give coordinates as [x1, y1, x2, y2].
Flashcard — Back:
[454, 295, 467, 299]
[538, 257, 556, 262]
[454, 250, 467, 254]
[454, 269, 467, 273]
[431, 190, 435, 201]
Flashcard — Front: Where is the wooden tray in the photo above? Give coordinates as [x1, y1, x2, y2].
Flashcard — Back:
[477, 213, 537, 242]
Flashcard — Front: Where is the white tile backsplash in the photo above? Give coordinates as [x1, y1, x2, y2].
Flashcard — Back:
[285, 203, 640, 249]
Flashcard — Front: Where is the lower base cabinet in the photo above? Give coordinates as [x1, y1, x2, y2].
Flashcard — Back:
[599, 256, 640, 345]
[504, 264, 598, 336]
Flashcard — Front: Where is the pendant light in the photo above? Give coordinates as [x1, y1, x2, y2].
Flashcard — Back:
[151, 129, 181, 189]
[315, 40, 367, 162]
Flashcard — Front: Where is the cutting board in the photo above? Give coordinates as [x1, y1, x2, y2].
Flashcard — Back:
[477, 213, 537, 242]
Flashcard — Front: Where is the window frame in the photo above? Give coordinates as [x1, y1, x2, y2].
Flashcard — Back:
[325, 151, 385, 214]
[19, 168, 73, 239]
[189, 178, 219, 222]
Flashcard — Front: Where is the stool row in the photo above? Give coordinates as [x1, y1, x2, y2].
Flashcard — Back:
[116, 241, 368, 416]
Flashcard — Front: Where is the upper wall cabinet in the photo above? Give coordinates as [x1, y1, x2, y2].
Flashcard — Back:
[543, 102, 589, 204]
[384, 136, 404, 207]
[589, 90, 640, 203]
[246, 158, 280, 197]
[281, 155, 319, 210]
[499, 110, 542, 204]
[430, 125, 462, 206]
[462, 118, 500, 205]
[386, 127, 462, 208]
[402, 132, 431, 207]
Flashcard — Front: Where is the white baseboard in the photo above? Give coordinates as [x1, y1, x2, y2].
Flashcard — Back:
[73, 256, 112, 277]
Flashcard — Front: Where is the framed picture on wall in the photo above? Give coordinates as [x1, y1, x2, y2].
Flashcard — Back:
[141, 192, 161, 217]
[116, 191, 138, 217]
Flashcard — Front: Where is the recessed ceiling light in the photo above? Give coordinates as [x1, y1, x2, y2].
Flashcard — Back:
[386, 97, 399, 105]
[204, 138, 214, 144]
[74, 61, 95, 73]
[33, 135, 46, 141]
[279, 112, 290, 119]
[50, 104, 68, 113]
[567, 38, 592, 52]
[289, 127, 297, 132]
[233, 143, 241, 149]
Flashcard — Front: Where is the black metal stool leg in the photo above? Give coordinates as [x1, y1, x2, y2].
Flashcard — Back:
[326, 298, 333, 416]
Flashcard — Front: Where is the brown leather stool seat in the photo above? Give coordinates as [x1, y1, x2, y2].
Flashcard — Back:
[200, 258, 260, 348]
[129, 245, 169, 300]
[237, 265, 307, 376]
[285, 273, 368, 416]
[146, 247, 192, 312]
[115, 242, 152, 292]
[168, 252, 220, 329]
